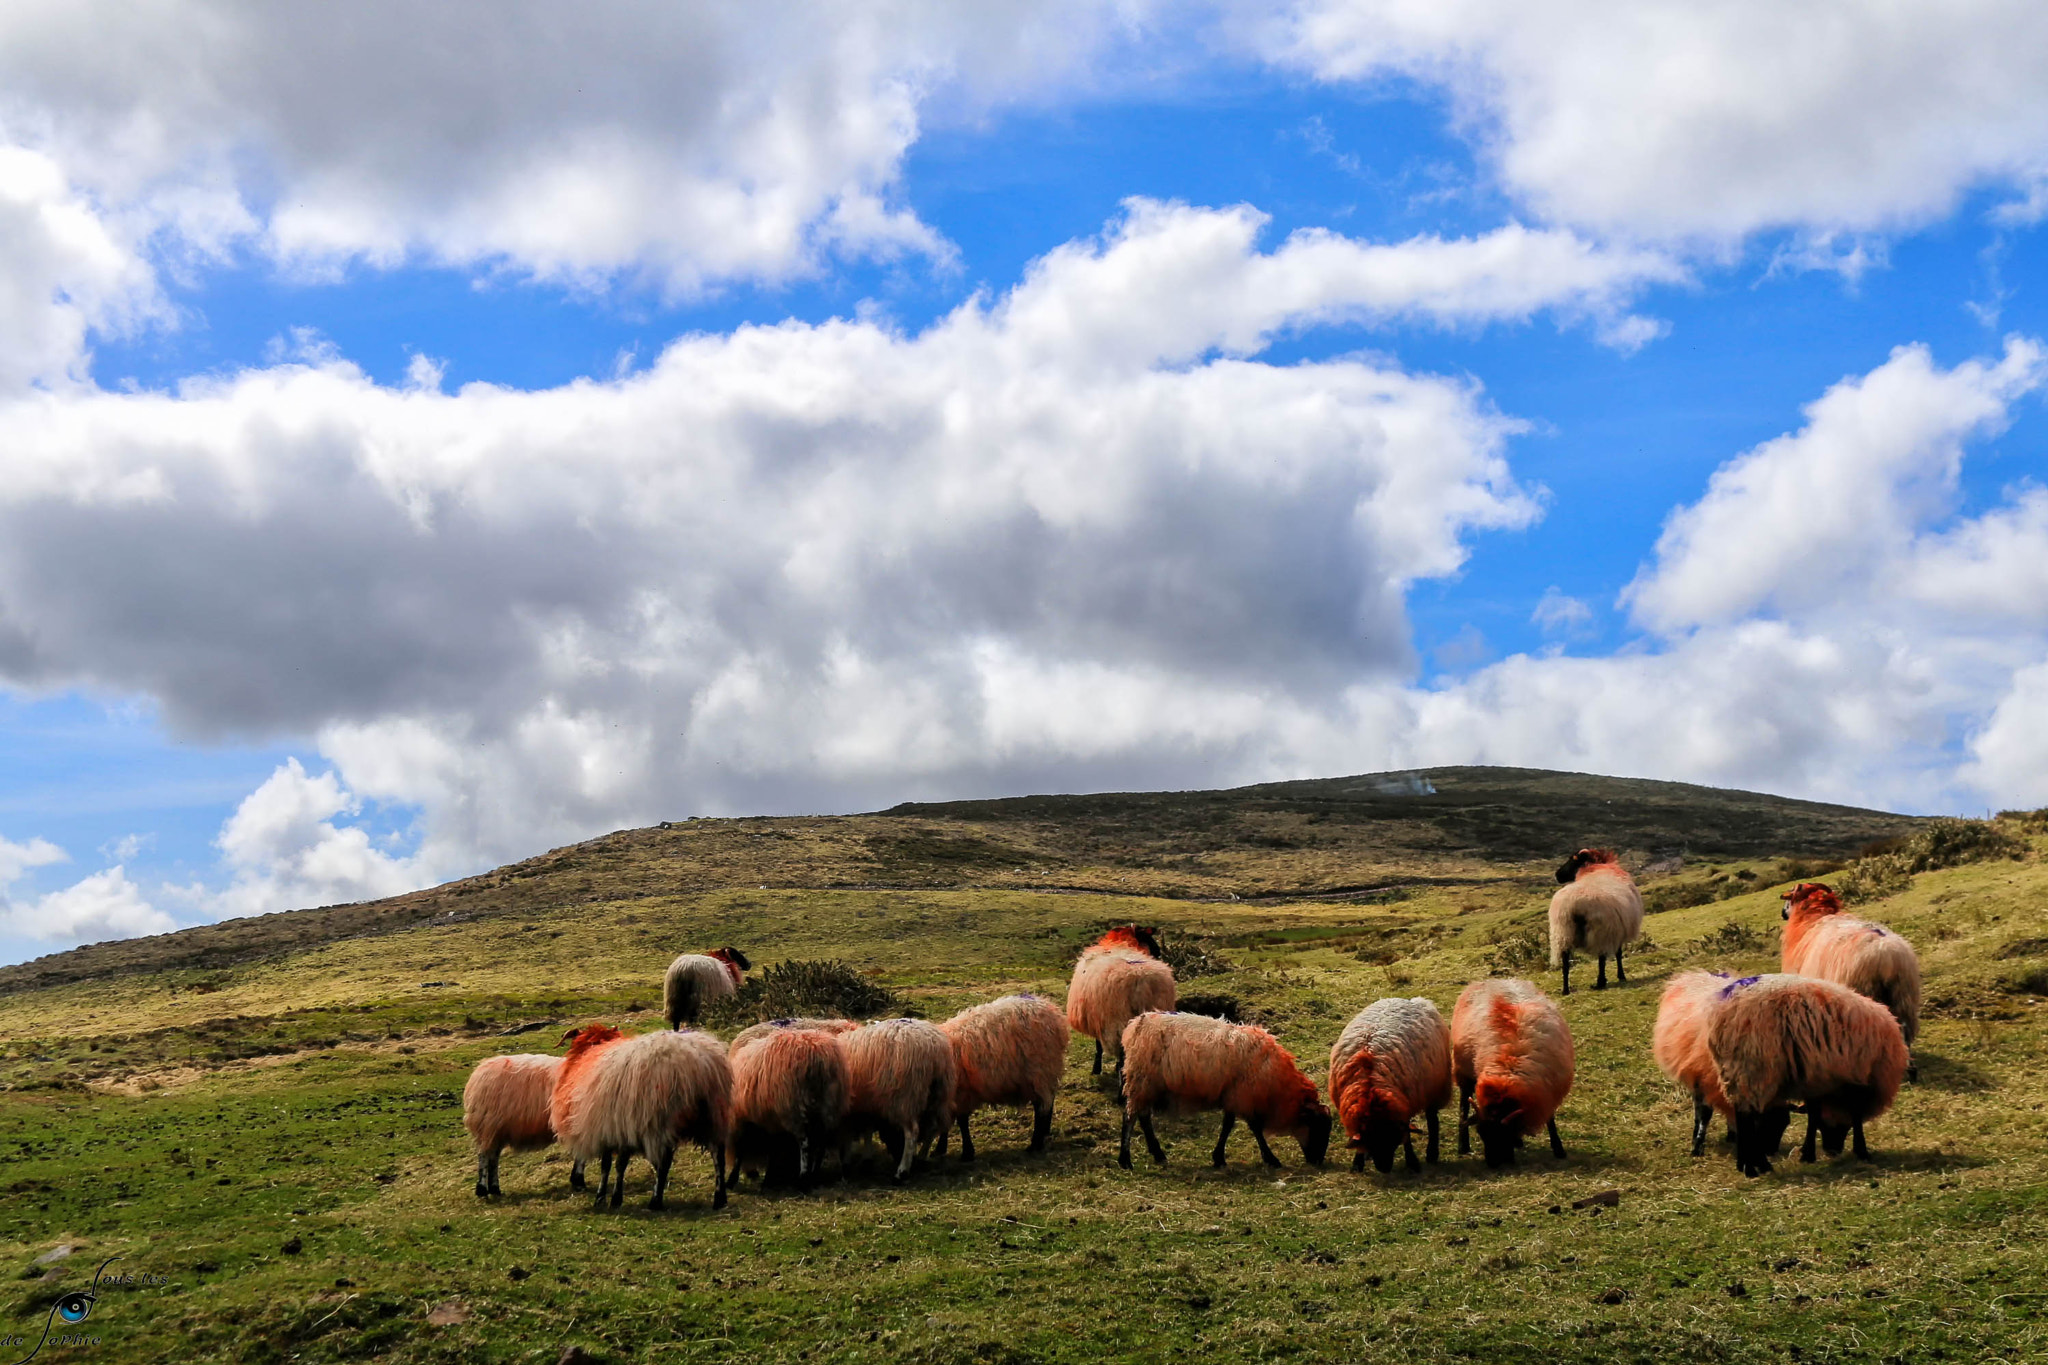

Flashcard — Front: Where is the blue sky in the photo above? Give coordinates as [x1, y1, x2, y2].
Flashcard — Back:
[3, 1, 2047, 963]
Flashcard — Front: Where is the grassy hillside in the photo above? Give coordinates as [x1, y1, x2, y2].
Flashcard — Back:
[1, 770, 2040, 1364]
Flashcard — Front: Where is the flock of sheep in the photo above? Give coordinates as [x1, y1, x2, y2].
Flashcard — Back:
[461, 848, 1924, 1209]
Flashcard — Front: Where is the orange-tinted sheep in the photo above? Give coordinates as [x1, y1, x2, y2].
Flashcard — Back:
[1452, 979, 1576, 1168]
[1707, 973, 1909, 1176]
[1118, 1011, 1331, 1170]
[551, 1023, 733, 1210]
[728, 1025, 851, 1188]
[1067, 925, 1175, 1084]
[463, 1053, 586, 1197]
[1651, 970, 1747, 1156]
[1548, 849, 1643, 994]
[1781, 882, 1922, 1055]
[1329, 997, 1453, 1174]
[937, 994, 1068, 1161]
[841, 1018, 957, 1183]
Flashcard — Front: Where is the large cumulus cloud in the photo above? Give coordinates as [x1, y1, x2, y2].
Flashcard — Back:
[0, 200, 1696, 895]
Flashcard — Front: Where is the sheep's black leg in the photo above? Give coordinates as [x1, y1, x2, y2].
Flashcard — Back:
[934, 1124, 949, 1159]
[1594, 955, 1609, 990]
[1092, 1039, 1103, 1075]
[595, 1151, 615, 1208]
[1030, 1098, 1054, 1153]
[1426, 1108, 1441, 1164]
[893, 1125, 915, 1184]
[1249, 1121, 1282, 1169]
[1351, 1146, 1366, 1174]
[1547, 1118, 1566, 1159]
[611, 1152, 630, 1209]
[1559, 950, 1572, 996]
[957, 1114, 976, 1163]
[489, 1147, 505, 1197]
[1851, 1119, 1870, 1161]
[1691, 1093, 1712, 1157]
[1458, 1089, 1472, 1155]
[1732, 1113, 1772, 1177]
[1119, 1113, 1135, 1169]
[1614, 946, 1627, 983]
[1906, 1051, 1918, 1084]
[1211, 1112, 1236, 1168]
[1800, 1113, 1819, 1163]
[1140, 1113, 1165, 1165]
[713, 1145, 728, 1209]
[569, 1157, 587, 1190]
[475, 1149, 493, 1198]
[1404, 1133, 1421, 1173]
[649, 1148, 674, 1211]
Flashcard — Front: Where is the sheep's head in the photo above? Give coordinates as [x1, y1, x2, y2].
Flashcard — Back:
[560, 1023, 622, 1053]
[1353, 1116, 1410, 1174]
[712, 946, 752, 971]
[1296, 1104, 1333, 1168]
[1101, 924, 1163, 956]
[1555, 848, 1616, 884]
[1780, 882, 1842, 921]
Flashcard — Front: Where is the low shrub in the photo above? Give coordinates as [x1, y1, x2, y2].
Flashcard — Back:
[1486, 930, 1545, 975]
[1689, 921, 1770, 956]
[1158, 932, 1233, 979]
[705, 959, 903, 1027]
[1172, 992, 1244, 1022]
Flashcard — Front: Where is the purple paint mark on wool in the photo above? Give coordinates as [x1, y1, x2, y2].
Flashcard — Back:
[1719, 976, 1762, 998]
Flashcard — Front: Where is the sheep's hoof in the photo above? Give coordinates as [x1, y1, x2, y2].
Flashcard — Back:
[1117, 1153, 1132, 1170]
[713, 1191, 728, 1210]
[648, 1196, 665, 1211]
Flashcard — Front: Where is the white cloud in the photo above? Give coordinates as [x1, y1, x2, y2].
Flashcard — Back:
[1259, 0, 2048, 242]
[1530, 586, 1592, 637]
[0, 201, 1594, 898]
[3, 865, 173, 943]
[213, 758, 435, 918]
[0, 146, 162, 389]
[1625, 338, 2047, 634]
[0, 0, 1151, 294]
[0, 833, 66, 886]
[1962, 659, 2048, 809]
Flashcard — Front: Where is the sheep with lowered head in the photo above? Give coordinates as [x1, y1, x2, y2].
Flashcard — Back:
[462, 1053, 587, 1197]
[1548, 849, 1643, 994]
[1651, 970, 1741, 1156]
[550, 1023, 733, 1210]
[728, 1024, 851, 1188]
[936, 993, 1068, 1161]
[1119, 1011, 1331, 1171]
[1707, 972, 1909, 1176]
[1329, 997, 1453, 1174]
[1452, 978, 1575, 1168]
[840, 1018, 957, 1183]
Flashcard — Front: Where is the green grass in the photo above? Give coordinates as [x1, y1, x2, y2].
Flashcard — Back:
[2, 817, 2044, 1362]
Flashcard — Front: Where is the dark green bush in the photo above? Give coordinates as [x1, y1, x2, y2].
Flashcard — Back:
[1689, 921, 1770, 956]
[705, 959, 903, 1027]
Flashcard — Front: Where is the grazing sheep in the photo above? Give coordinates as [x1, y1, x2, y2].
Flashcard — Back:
[664, 947, 752, 1029]
[1118, 1011, 1332, 1171]
[462, 1053, 587, 1197]
[728, 1025, 851, 1188]
[936, 994, 1068, 1161]
[1782, 882, 1922, 1056]
[728, 1017, 856, 1057]
[1329, 998, 1453, 1174]
[1707, 973, 1909, 1177]
[1067, 925, 1176, 1082]
[1651, 971, 1743, 1156]
[840, 1018, 958, 1183]
[550, 1024, 733, 1210]
[1452, 979, 1575, 1168]
[1548, 849, 1644, 994]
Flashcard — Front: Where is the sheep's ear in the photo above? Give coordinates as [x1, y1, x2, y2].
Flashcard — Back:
[559, 1027, 583, 1045]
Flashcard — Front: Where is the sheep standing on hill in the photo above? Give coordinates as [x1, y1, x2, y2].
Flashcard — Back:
[1707, 973, 1910, 1176]
[937, 994, 1068, 1161]
[840, 1018, 957, 1183]
[1068, 925, 1176, 1086]
[1452, 979, 1575, 1168]
[1549, 849, 1644, 994]
[550, 1023, 733, 1210]
[1651, 970, 1744, 1156]
[728, 1025, 851, 1188]
[664, 947, 752, 1029]
[462, 1053, 587, 1197]
[1782, 882, 1922, 1068]
[1118, 1011, 1331, 1170]
[1329, 998, 1453, 1174]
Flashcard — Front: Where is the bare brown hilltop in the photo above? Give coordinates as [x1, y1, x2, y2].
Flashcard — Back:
[0, 764, 1921, 993]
